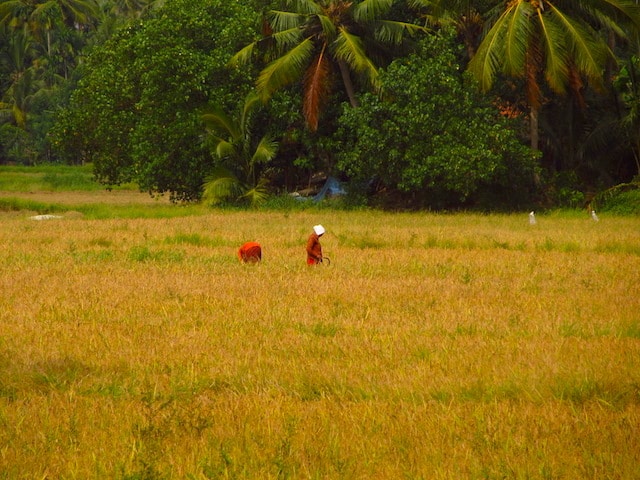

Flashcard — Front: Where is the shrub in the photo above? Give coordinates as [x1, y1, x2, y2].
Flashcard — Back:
[593, 183, 640, 215]
[333, 31, 540, 210]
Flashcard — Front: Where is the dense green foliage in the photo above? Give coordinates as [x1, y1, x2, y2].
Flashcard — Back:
[50, 0, 257, 200]
[1, 0, 640, 210]
[201, 93, 277, 206]
[334, 33, 539, 209]
[231, 0, 425, 131]
[0, 0, 102, 164]
[593, 182, 640, 214]
[0, 163, 99, 191]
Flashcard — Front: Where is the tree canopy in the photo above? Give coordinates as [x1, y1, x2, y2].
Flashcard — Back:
[2, 0, 639, 209]
[50, 0, 257, 200]
[335, 31, 540, 209]
[231, 0, 426, 131]
[467, 0, 640, 151]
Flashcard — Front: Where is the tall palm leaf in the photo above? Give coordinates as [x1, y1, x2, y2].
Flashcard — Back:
[202, 92, 278, 206]
[0, 67, 45, 129]
[107, 0, 157, 18]
[466, 0, 640, 151]
[231, 0, 426, 131]
[0, 25, 45, 130]
[408, 0, 483, 57]
[0, 0, 100, 30]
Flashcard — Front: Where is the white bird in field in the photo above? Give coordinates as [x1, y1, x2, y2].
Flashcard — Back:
[591, 210, 599, 222]
[30, 214, 63, 220]
[529, 211, 536, 225]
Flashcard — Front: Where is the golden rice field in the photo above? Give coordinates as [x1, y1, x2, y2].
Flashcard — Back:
[1, 193, 639, 479]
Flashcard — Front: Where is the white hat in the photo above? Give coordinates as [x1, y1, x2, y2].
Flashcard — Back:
[313, 224, 325, 236]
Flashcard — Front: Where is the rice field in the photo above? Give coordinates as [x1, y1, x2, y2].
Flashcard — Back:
[0, 196, 639, 478]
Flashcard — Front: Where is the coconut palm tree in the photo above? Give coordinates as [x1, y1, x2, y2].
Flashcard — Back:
[100, 0, 160, 19]
[614, 54, 640, 178]
[0, 0, 100, 34]
[465, 0, 640, 151]
[0, 0, 100, 75]
[408, 0, 485, 59]
[202, 92, 278, 206]
[231, 0, 425, 131]
[0, 24, 41, 129]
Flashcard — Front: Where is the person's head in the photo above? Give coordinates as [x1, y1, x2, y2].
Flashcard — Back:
[313, 224, 325, 237]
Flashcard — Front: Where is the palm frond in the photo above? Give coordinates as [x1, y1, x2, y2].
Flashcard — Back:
[353, 0, 393, 23]
[257, 37, 314, 101]
[502, 1, 531, 77]
[5, 26, 33, 72]
[468, 5, 514, 91]
[408, 0, 470, 14]
[31, 2, 56, 22]
[315, 14, 337, 41]
[64, 0, 100, 24]
[252, 136, 278, 165]
[584, 6, 626, 39]
[12, 103, 26, 129]
[201, 92, 278, 207]
[240, 177, 270, 206]
[271, 27, 305, 53]
[0, 107, 13, 125]
[202, 107, 241, 141]
[229, 42, 257, 67]
[334, 27, 378, 86]
[598, 0, 640, 30]
[537, 12, 570, 95]
[268, 10, 304, 32]
[241, 91, 262, 128]
[215, 140, 236, 159]
[375, 20, 428, 45]
[0, 1, 24, 26]
[202, 168, 242, 205]
[283, 0, 322, 15]
[303, 47, 331, 131]
[548, 4, 608, 88]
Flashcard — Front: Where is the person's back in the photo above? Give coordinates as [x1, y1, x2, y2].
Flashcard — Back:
[238, 241, 262, 263]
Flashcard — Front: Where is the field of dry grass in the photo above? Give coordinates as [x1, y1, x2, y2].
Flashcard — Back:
[1, 195, 639, 478]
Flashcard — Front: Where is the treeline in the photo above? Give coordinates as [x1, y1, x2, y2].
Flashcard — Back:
[2, 0, 640, 209]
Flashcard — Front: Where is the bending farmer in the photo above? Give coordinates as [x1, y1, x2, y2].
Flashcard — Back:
[238, 241, 262, 263]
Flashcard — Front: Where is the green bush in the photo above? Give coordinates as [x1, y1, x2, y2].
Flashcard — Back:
[595, 184, 640, 214]
[51, 0, 258, 201]
[332, 31, 540, 210]
[0, 198, 63, 213]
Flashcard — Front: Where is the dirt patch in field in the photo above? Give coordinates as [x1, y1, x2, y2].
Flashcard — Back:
[0, 190, 171, 205]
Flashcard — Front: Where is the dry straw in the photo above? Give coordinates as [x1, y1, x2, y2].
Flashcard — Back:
[1, 207, 639, 478]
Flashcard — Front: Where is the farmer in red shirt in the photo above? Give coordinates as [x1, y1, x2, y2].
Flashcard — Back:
[306, 225, 325, 265]
[238, 241, 262, 263]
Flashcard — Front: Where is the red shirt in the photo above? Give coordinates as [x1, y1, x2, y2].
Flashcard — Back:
[306, 233, 322, 264]
[238, 242, 262, 263]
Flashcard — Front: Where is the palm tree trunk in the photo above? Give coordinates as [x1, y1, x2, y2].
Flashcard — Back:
[530, 104, 539, 151]
[530, 104, 542, 186]
[337, 59, 359, 108]
[605, 30, 616, 86]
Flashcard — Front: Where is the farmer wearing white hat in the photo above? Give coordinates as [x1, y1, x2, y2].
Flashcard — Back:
[306, 224, 325, 265]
